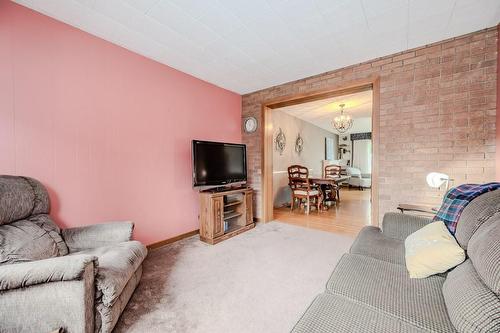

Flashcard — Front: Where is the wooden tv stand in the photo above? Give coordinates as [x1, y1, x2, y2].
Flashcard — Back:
[199, 187, 254, 245]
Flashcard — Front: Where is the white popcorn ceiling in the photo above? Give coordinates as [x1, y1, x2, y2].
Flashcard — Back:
[14, 0, 500, 94]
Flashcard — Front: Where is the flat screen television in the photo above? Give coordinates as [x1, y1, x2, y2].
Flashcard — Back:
[192, 140, 247, 188]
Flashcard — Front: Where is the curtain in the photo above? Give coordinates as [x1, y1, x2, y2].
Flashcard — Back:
[352, 139, 372, 174]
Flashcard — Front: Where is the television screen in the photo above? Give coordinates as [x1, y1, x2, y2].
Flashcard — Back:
[192, 140, 247, 187]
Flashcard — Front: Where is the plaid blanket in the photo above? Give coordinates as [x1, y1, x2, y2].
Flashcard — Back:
[433, 182, 500, 234]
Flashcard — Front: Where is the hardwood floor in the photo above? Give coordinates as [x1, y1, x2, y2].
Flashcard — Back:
[273, 187, 371, 236]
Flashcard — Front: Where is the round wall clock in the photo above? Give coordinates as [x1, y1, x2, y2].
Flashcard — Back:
[244, 117, 258, 133]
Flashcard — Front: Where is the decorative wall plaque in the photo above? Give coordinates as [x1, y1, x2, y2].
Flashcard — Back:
[275, 127, 286, 155]
[295, 134, 304, 154]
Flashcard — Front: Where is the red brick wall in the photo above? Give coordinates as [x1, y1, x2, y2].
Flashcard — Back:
[242, 27, 497, 221]
[497, 24, 500, 180]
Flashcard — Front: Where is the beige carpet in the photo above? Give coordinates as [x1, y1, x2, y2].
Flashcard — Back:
[114, 221, 354, 333]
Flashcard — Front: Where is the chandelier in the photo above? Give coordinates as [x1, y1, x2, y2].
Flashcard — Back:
[332, 103, 353, 133]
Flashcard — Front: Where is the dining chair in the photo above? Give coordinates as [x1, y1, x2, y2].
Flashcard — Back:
[288, 165, 321, 214]
[324, 164, 341, 203]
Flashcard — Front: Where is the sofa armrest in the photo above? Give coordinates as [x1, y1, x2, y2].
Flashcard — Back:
[381, 212, 432, 240]
[62, 221, 134, 252]
[0, 255, 96, 333]
[0, 254, 97, 291]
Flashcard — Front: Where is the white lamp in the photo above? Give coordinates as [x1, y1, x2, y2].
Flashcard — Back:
[426, 172, 451, 190]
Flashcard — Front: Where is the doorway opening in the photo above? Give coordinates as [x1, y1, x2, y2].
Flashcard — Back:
[261, 78, 380, 235]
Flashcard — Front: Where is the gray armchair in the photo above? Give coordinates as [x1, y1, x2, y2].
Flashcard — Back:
[0, 175, 147, 333]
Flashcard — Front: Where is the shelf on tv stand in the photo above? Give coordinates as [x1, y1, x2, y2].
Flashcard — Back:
[224, 211, 243, 220]
[224, 200, 243, 208]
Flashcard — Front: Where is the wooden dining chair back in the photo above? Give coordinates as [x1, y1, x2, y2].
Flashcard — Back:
[325, 164, 341, 178]
[324, 164, 341, 204]
[288, 165, 310, 190]
[287, 165, 321, 214]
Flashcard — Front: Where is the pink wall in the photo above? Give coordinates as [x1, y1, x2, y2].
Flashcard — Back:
[0, 1, 242, 244]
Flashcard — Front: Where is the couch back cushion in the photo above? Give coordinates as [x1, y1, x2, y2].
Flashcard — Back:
[0, 176, 68, 265]
[455, 190, 500, 250]
[467, 216, 500, 294]
[443, 260, 500, 332]
[0, 176, 50, 225]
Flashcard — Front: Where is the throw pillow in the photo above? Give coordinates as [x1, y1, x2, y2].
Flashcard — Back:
[405, 220, 465, 278]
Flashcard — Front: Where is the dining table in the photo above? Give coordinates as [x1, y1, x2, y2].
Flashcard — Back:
[308, 175, 350, 206]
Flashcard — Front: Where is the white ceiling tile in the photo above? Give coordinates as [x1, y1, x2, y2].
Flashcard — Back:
[366, 6, 408, 34]
[361, 0, 407, 19]
[319, 0, 366, 25]
[122, 0, 159, 13]
[408, 0, 456, 22]
[449, 0, 500, 34]
[322, 14, 367, 38]
[240, 11, 289, 38]
[195, 3, 245, 36]
[75, 0, 96, 8]
[313, 0, 350, 13]
[217, 0, 273, 21]
[92, 0, 143, 29]
[136, 16, 192, 50]
[269, 0, 322, 22]
[408, 13, 450, 49]
[167, 0, 213, 19]
[13, 0, 500, 94]
[147, 1, 218, 47]
[283, 14, 331, 41]
[202, 38, 241, 59]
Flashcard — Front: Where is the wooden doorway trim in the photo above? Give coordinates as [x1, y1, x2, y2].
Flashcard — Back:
[261, 76, 381, 226]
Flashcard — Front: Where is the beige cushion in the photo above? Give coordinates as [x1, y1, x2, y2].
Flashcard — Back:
[293, 190, 319, 196]
[404, 221, 465, 279]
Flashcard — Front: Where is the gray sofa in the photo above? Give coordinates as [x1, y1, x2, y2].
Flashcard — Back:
[293, 190, 500, 332]
[0, 175, 148, 333]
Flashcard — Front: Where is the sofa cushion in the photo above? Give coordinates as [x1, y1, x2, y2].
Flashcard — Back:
[75, 240, 147, 307]
[455, 189, 500, 250]
[0, 176, 50, 226]
[381, 212, 432, 241]
[292, 292, 426, 333]
[326, 254, 456, 332]
[349, 226, 405, 265]
[0, 214, 68, 265]
[467, 217, 500, 294]
[443, 260, 500, 332]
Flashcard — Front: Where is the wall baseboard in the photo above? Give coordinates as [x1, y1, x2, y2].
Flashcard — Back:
[147, 229, 199, 250]
[147, 218, 261, 249]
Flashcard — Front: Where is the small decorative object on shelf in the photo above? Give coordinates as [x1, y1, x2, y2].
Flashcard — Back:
[295, 134, 304, 154]
[243, 116, 258, 133]
[275, 127, 286, 155]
